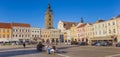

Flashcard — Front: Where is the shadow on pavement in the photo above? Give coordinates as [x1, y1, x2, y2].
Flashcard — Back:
[58, 45, 77, 49]
[55, 45, 78, 54]
[0, 46, 35, 51]
[56, 50, 67, 54]
[0, 48, 40, 57]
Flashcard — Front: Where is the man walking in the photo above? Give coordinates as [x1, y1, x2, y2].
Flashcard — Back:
[23, 43, 26, 48]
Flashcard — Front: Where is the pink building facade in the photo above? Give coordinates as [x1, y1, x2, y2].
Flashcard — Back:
[77, 23, 86, 42]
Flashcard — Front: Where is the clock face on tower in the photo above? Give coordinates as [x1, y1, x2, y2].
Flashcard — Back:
[45, 3, 54, 29]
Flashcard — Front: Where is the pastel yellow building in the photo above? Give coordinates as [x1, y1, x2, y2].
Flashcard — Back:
[41, 29, 60, 44]
[106, 18, 117, 42]
[70, 24, 78, 41]
[84, 23, 93, 44]
[116, 15, 120, 42]
[0, 23, 12, 42]
[63, 31, 67, 42]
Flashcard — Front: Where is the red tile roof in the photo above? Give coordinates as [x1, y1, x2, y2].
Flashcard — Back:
[0, 22, 12, 28]
[62, 21, 78, 30]
[11, 23, 30, 27]
[0, 22, 30, 28]
[77, 23, 86, 28]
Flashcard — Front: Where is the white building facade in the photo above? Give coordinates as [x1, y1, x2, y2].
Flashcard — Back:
[58, 21, 66, 32]
[12, 27, 31, 43]
[30, 27, 41, 41]
[92, 19, 118, 43]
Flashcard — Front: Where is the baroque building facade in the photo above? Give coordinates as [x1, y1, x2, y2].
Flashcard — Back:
[11, 23, 31, 43]
[58, 21, 78, 32]
[92, 19, 117, 43]
[41, 29, 60, 44]
[0, 23, 12, 42]
[76, 23, 86, 42]
[84, 23, 93, 43]
[30, 27, 41, 42]
[70, 24, 78, 41]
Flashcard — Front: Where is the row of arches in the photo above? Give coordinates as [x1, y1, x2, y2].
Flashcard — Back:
[41, 38, 59, 44]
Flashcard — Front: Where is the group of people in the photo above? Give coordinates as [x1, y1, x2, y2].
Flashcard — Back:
[36, 42, 57, 54]
[22, 42, 57, 55]
[45, 44, 56, 54]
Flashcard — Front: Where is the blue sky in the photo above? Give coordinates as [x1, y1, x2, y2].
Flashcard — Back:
[0, 0, 120, 28]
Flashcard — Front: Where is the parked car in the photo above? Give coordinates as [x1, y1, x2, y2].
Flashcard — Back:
[106, 41, 113, 46]
[92, 41, 113, 46]
[71, 41, 78, 45]
[78, 42, 88, 46]
[101, 41, 113, 46]
[116, 42, 120, 47]
[100, 41, 108, 46]
[91, 41, 100, 46]
[95, 42, 101, 46]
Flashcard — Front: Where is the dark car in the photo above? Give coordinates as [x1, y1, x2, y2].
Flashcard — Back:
[95, 42, 101, 46]
[36, 42, 44, 51]
[116, 42, 120, 47]
[92, 41, 113, 46]
[100, 41, 108, 46]
[91, 41, 100, 46]
[78, 42, 88, 46]
[92, 41, 102, 46]
[106, 41, 113, 46]
[71, 41, 78, 45]
[100, 41, 113, 46]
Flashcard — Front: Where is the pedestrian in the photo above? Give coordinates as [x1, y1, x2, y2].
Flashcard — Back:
[45, 45, 48, 51]
[47, 45, 51, 54]
[50, 44, 56, 54]
[23, 43, 26, 48]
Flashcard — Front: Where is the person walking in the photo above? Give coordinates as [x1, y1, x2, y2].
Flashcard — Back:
[23, 43, 26, 48]
[47, 45, 51, 54]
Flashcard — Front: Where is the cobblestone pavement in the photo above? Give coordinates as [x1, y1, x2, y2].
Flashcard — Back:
[0, 44, 120, 57]
[0, 44, 71, 57]
[57, 45, 120, 57]
[0, 45, 61, 57]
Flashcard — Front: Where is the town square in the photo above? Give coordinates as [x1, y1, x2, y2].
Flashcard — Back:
[0, 0, 120, 57]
